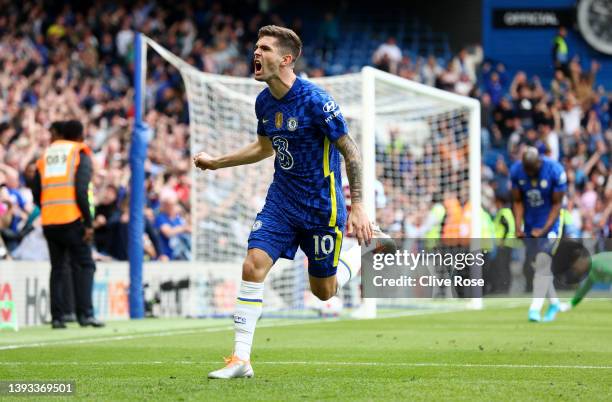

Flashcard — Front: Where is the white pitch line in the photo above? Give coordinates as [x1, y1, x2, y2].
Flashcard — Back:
[1, 361, 611, 370]
[266, 361, 612, 370]
[0, 325, 231, 351]
[0, 308, 463, 351]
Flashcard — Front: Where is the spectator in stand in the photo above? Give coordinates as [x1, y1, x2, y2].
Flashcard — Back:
[513, 83, 535, 130]
[454, 73, 473, 96]
[480, 92, 495, 150]
[0, 185, 14, 258]
[451, 45, 483, 84]
[0, 160, 36, 252]
[421, 55, 443, 87]
[155, 191, 191, 260]
[569, 60, 600, 111]
[116, 17, 134, 60]
[93, 184, 119, 256]
[485, 71, 505, 106]
[106, 195, 161, 261]
[585, 110, 605, 153]
[550, 68, 571, 101]
[491, 156, 511, 200]
[561, 92, 583, 137]
[539, 119, 560, 161]
[595, 86, 610, 130]
[437, 59, 459, 92]
[398, 55, 418, 81]
[372, 37, 402, 75]
[0, 168, 29, 236]
[318, 12, 339, 60]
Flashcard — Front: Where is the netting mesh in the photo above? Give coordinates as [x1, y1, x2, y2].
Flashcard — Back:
[185, 73, 268, 262]
[146, 38, 474, 314]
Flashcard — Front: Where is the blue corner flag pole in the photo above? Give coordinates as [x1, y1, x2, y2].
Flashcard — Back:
[129, 33, 148, 319]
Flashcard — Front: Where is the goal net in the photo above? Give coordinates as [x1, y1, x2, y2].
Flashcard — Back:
[142, 36, 480, 317]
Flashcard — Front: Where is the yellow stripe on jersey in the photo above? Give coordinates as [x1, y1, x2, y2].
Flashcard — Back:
[333, 226, 343, 267]
[323, 137, 331, 175]
[328, 172, 337, 227]
[323, 137, 337, 227]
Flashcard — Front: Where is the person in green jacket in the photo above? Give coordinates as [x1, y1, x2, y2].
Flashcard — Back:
[552, 26, 569, 76]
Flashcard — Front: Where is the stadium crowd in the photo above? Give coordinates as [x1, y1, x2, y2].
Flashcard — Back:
[0, 0, 610, 261]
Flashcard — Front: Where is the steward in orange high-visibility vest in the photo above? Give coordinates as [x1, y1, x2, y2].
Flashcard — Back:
[32, 120, 103, 329]
[36, 140, 93, 226]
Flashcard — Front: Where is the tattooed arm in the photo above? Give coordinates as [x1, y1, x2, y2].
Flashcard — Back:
[335, 134, 372, 245]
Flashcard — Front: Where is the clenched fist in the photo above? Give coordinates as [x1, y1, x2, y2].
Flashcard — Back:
[193, 152, 218, 171]
[347, 203, 372, 246]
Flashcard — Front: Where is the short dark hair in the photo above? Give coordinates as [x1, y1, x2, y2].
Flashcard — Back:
[49, 121, 64, 137]
[62, 120, 84, 141]
[258, 25, 302, 64]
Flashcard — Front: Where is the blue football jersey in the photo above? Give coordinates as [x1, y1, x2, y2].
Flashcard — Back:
[255, 77, 348, 228]
[510, 157, 567, 231]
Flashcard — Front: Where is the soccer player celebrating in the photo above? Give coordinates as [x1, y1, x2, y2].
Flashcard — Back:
[511, 147, 567, 322]
[194, 25, 373, 379]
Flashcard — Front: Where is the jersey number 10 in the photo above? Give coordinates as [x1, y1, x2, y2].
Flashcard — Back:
[313, 234, 334, 256]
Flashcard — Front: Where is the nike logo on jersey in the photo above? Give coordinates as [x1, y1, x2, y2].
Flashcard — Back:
[262, 119, 269, 123]
[314, 254, 330, 261]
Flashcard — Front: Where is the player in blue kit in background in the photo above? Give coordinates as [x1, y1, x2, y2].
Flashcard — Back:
[511, 147, 567, 323]
[194, 25, 375, 379]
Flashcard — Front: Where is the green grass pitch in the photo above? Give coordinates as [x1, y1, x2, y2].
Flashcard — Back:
[1, 301, 612, 401]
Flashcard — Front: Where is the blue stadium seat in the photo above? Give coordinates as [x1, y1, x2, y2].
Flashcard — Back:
[300, 12, 452, 75]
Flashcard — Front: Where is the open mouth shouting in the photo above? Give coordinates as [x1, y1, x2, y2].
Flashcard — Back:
[254, 59, 263, 75]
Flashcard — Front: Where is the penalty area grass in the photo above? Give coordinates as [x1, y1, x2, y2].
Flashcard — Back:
[1, 301, 612, 401]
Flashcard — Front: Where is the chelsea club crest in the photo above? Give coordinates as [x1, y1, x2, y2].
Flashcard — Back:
[287, 117, 298, 131]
